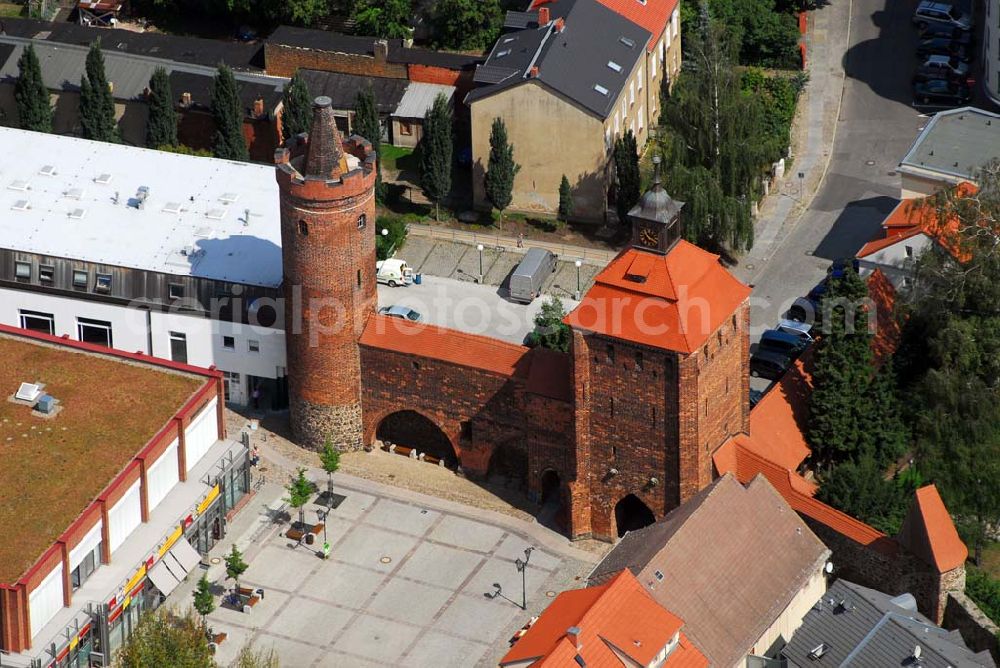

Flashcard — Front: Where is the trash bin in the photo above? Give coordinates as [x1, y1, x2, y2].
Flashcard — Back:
[305, 533, 315, 545]
[414, 273, 422, 285]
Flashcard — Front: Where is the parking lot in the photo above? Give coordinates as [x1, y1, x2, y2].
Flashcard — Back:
[910, 0, 978, 110]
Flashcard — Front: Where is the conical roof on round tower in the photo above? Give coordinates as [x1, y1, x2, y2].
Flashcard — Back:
[303, 96, 349, 180]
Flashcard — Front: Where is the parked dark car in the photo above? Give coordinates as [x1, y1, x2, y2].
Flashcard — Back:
[827, 257, 859, 279]
[913, 78, 972, 105]
[913, 55, 974, 85]
[750, 349, 794, 380]
[918, 23, 972, 44]
[759, 329, 809, 357]
[916, 37, 971, 62]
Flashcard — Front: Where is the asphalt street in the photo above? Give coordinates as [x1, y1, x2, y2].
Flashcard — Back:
[746, 0, 931, 340]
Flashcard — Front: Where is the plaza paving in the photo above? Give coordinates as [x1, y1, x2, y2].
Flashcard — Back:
[190, 473, 598, 667]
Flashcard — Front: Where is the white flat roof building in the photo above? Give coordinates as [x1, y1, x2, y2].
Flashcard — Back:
[0, 127, 287, 287]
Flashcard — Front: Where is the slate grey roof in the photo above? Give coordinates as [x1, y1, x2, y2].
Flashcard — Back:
[0, 35, 285, 114]
[465, 0, 649, 118]
[783, 580, 996, 668]
[266, 25, 480, 70]
[0, 16, 263, 70]
[899, 106, 1000, 182]
[298, 68, 407, 114]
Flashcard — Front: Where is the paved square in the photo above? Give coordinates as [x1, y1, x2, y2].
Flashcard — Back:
[203, 480, 597, 667]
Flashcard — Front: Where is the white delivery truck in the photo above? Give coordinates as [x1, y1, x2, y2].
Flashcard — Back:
[376, 259, 414, 287]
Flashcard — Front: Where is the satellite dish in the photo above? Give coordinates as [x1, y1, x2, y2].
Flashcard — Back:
[824, 562, 834, 574]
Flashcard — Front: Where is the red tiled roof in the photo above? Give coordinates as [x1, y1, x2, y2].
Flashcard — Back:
[589, 0, 677, 50]
[898, 485, 968, 573]
[359, 315, 529, 377]
[564, 242, 751, 353]
[501, 569, 706, 667]
[747, 352, 814, 470]
[857, 183, 977, 261]
[715, 437, 896, 553]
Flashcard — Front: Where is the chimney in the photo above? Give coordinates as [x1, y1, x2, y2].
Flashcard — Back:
[554, 17, 565, 32]
[253, 97, 265, 118]
[537, 6, 550, 25]
[374, 39, 389, 64]
[566, 626, 582, 651]
[529, 65, 539, 77]
[181, 91, 192, 106]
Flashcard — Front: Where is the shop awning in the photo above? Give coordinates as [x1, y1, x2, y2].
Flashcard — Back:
[146, 538, 202, 596]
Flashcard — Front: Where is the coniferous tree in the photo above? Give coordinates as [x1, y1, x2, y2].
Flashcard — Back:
[146, 67, 178, 148]
[211, 65, 249, 161]
[419, 93, 453, 221]
[558, 175, 573, 221]
[484, 117, 520, 230]
[14, 44, 51, 133]
[281, 70, 312, 141]
[807, 268, 874, 468]
[354, 85, 385, 202]
[79, 40, 118, 142]
[614, 130, 641, 224]
[816, 455, 910, 535]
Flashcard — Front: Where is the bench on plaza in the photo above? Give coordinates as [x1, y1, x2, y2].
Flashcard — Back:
[286, 527, 305, 541]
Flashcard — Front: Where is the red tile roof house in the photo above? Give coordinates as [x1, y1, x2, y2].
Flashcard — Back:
[586, 474, 831, 668]
[500, 569, 707, 668]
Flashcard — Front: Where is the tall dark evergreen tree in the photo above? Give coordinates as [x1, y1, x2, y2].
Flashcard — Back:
[807, 268, 874, 468]
[281, 70, 312, 141]
[354, 85, 385, 202]
[614, 130, 640, 224]
[79, 40, 118, 142]
[558, 175, 573, 221]
[484, 117, 520, 230]
[146, 67, 178, 148]
[211, 65, 249, 161]
[419, 93, 453, 221]
[14, 44, 52, 133]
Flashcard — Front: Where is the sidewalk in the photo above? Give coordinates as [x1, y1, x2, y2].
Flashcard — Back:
[733, 0, 853, 284]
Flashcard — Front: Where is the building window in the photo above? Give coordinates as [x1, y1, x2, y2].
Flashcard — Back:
[638, 106, 644, 131]
[298, 220, 308, 236]
[77, 317, 112, 347]
[223, 335, 235, 350]
[95, 273, 112, 294]
[73, 269, 88, 288]
[71, 541, 102, 591]
[169, 283, 185, 300]
[20, 310, 54, 335]
[169, 331, 188, 364]
[629, 81, 635, 105]
[357, 269, 361, 288]
[718, 331, 723, 346]
[39, 265, 54, 283]
[412, 360, 421, 370]
[732, 314, 738, 330]
[637, 64, 643, 90]
[704, 398, 709, 416]
[651, 50, 657, 78]
[14, 261, 31, 280]
[614, 112, 620, 134]
[635, 350, 643, 370]
[399, 120, 413, 136]
[905, 245, 914, 258]
[357, 213, 366, 230]
[606, 344, 615, 363]
[223, 371, 241, 401]
[248, 339, 260, 353]
[610, 396, 615, 417]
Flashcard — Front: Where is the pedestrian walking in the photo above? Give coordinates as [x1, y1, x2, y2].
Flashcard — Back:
[251, 385, 261, 411]
[517, 233, 524, 248]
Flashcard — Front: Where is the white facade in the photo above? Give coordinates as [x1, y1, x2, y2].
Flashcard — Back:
[0, 287, 286, 405]
[28, 564, 64, 639]
[857, 233, 934, 289]
[746, 567, 827, 666]
[184, 398, 219, 473]
[145, 440, 179, 513]
[107, 480, 142, 553]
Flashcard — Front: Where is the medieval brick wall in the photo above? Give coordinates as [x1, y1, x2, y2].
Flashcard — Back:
[264, 43, 409, 80]
[944, 592, 1000, 661]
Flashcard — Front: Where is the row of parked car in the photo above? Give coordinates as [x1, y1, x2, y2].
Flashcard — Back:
[911, 1, 976, 106]
[749, 320, 814, 380]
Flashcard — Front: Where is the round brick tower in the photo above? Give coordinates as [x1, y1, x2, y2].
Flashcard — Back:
[275, 96, 377, 450]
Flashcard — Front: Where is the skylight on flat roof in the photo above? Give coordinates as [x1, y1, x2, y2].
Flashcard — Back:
[39, 165, 57, 177]
[65, 188, 84, 200]
[163, 202, 182, 214]
[8, 180, 29, 192]
[68, 208, 86, 220]
[594, 84, 609, 95]
[95, 173, 113, 185]
[11, 200, 29, 211]
[205, 208, 227, 220]
[219, 192, 239, 204]
[619, 36, 636, 48]
[607, 61, 622, 72]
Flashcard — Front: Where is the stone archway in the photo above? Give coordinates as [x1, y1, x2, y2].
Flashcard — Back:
[541, 470, 562, 505]
[375, 410, 458, 467]
[614, 494, 655, 538]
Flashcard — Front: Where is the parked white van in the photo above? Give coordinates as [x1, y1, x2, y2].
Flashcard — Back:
[376, 259, 413, 287]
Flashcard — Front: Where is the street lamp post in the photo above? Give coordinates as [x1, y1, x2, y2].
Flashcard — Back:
[515, 547, 534, 610]
[477, 244, 485, 284]
[574, 260, 582, 300]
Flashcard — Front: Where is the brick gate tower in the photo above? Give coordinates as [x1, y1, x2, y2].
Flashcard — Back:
[276, 96, 377, 450]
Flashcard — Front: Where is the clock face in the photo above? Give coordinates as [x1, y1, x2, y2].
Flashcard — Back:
[639, 226, 659, 248]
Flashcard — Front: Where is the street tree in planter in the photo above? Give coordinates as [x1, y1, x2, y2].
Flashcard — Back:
[79, 40, 118, 143]
[281, 70, 312, 141]
[146, 67, 178, 148]
[14, 43, 51, 133]
[224, 544, 248, 595]
[211, 65, 249, 161]
[319, 438, 341, 506]
[285, 467, 313, 532]
[484, 117, 520, 234]
[192, 575, 215, 632]
[419, 93, 453, 221]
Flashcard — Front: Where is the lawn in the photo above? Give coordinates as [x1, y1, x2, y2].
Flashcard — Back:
[0, 2, 24, 17]
[0, 335, 204, 583]
[380, 144, 417, 173]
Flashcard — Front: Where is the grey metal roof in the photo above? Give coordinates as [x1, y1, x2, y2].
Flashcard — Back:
[783, 580, 996, 668]
[298, 68, 407, 114]
[466, 0, 649, 118]
[0, 35, 285, 112]
[394, 82, 454, 119]
[899, 106, 1000, 181]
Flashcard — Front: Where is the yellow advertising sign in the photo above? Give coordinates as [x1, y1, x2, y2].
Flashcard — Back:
[196, 484, 220, 515]
[124, 565, 146, 594]
[158, 525, 183, 558]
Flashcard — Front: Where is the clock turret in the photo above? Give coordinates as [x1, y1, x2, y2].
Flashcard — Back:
[628, 156, 684, 254]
